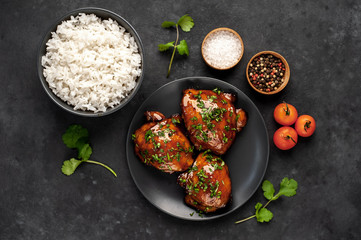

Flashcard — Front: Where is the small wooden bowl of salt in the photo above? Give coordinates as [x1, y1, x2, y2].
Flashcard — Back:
[201, 28, 244, 70]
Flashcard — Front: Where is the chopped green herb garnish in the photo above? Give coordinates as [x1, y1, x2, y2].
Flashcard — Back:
[175, 152, 181, 162]
[212, 88, 223, 95]
[186, 146, 194, 153]
[210, 181, 220, 198]
[152, 154, 165, 164]
[145, 129, 154, 142]
[157, 130, 165, 137]
[197, 100, 205, 109]
[207, 95, 217, 102]
[202, 149, 212, 157]
[222, 133, 229, 143]
[172, 118, 180, 124]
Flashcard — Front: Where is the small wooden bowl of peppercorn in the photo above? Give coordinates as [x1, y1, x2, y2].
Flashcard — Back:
[246, 51, 290, 95]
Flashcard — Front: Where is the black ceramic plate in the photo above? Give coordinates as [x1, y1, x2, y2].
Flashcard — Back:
[126, 77, 269, 220]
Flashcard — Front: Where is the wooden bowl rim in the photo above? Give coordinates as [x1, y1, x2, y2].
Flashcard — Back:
[201, 27, 244, 70]
[246, 51, 290, 95]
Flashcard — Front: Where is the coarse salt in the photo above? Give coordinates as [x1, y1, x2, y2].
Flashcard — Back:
[202, 30, 243, 69]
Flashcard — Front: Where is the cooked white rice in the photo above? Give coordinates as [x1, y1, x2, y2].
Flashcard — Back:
[41, 13, 142, 113]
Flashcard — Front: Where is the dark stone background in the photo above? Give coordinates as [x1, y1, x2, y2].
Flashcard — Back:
[1, 0, 360, 239]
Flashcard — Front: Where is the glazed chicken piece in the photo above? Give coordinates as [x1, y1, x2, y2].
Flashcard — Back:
[178, 151, 231, 212]
[133, 111, 194, 173]
[181, 89, 247, 155]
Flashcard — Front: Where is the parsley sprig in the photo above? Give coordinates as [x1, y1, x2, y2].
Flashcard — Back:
[158, 14, 194, 77]
[235, 177, 298, 224]
[61, 125, 117, 177]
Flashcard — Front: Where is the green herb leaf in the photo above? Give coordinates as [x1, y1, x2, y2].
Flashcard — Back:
[235, 177, 297, 225]
[276, 177, 298, 199]
[62, 125, 88, 148]
[158, 41, 175, 52]
[78, 143, 92, 160]
[75, 137, 88, 151]
[61, 125, 117, 177]
[257, 208, 273, 222]
[161, 21, 176, 28]
[177, 14, 194, 32]
[262, 180, 275, 200]
[177, 40, 189, 56]
[159, 14, 194, 77]
[61, 158, 82, 176]
[255, 202, 263, 212]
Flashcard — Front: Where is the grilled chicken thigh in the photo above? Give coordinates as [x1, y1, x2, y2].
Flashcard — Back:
[181, 89, 247, 155]
[133, 111, 194, 173]
[178, 151, 231, 212]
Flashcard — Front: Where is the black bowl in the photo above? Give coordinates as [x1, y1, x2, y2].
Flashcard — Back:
[37, 7, 144, 117]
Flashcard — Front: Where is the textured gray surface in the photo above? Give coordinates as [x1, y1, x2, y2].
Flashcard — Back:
[0, 0, 360, 239]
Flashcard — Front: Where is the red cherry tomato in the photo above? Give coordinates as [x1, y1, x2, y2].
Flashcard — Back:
[273, 127, 298, 150]
[274, 102, 298, 126]
[295, 115, 316, 137]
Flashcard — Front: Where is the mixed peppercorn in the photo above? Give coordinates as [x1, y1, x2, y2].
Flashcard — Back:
[248, 54, 286, 92]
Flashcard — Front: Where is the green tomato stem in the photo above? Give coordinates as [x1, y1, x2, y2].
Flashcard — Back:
[167, 24, 179, 78]
[84, 160, 117, 177]
[283, 101, 290, 116]
[235, 215, 256, 224]
[304, 120, 311, 132]
[284, 135, 297, 144]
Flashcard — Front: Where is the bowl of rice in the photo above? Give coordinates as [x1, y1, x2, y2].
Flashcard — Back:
[38, 7, 144, 117]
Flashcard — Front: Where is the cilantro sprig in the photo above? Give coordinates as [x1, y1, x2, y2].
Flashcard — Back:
[158, 14, 194, 77]
[61, 125, 117, 177]
[235, 177, 298, 224]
